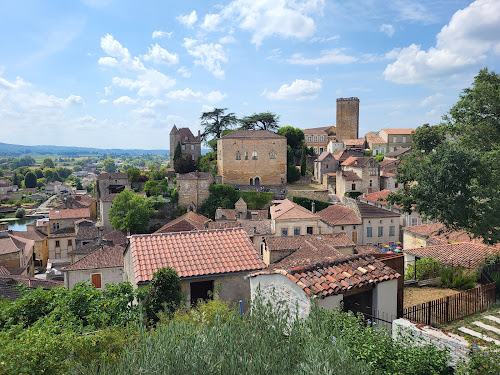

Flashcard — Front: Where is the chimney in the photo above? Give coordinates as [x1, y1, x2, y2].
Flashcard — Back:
[311, 201, 316, 214]
[198, 130, 201, 139]
[127, 228, 131, 237]
[216, 207, 223, 220]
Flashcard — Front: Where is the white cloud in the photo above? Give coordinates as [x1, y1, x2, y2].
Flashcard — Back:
[177, 10, 198, 28]
[384, 0, 500, 84]
[262, 78, 322, 100]
[201, 105, 214, 113]
[100, 33, 130, 60]
[143, 43, 179, 65]
[177, 66, 191, 78]
[184, 40, 228, 79]
[165, 88, 226, 103]
[420, 93, 443, 107]
[166, 114, 186, 124]
[98, 34, 145, 72]
[66, 94, 85, 106]
[380, 24, 395, 37]
[112, 69, 176, 97]
[99, 99, 109, 104]
[201, 13, 221, 31]
[74, 115, 98, 129]
[113, 96, 139, 105]
[132, 107, 158, 119]
[98, 56, 119, 68]
[393, 0, 435, 23]
[287, 49, 357, 65]
[213, 0, 324, 46]
[104, 86, 111, 96]
[152, 30, 173, 39]
[310, 35, 340, 42]
[219, 35, 236, 44]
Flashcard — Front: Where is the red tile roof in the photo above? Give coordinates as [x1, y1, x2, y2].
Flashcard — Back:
[317, 204, 361, 226]
[102, 229, 128, 245]
[0, 275, 63, 289]
[366, 137, 386, 144]
[357, 201, 400, 218]
[317, 151, 334, 162]
[303, 126, 333, 134]
[361, 190, 392, 205]
[100, 193, 117, 202]
[253, 254, 400, 298]
[341, 156, 372, 167]
[154, 212, 211, 234]
[49, 208, 90, 220]
[381, 128, 415, 135]
[384, 147, 412, 158]
[402, 223, 475, 245]
[404, 243, 500, 268]
[129, 228, 266, 283]
[63, 245, 124, 271]
[270, 199, 319, 220]
[343, 138, 366, 146]
[338, 170, 361, 181]
[177, 127, 199, 143]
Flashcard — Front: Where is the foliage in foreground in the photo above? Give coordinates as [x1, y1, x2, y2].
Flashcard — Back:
[108, 189, 157, 234]
[440, 267, 477, 290]
[405, 257, 442, 281]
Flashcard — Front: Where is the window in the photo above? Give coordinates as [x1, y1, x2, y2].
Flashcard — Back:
[320, 136, 324, 142]
[236, 151, 241, 160]
[411, 217, 418, 226]
[191, 144, 195, 150]
[269, 150, 276, 159]
[294, 227, 301, 235]
[366, 227, 373, 237]
[369, 180, 373, 187]
[392, 136, 397, 143]
[68, 239, 72, 247]
[395, 182, 399, 188]
[182, 145, 186, 150]
[378, 226, 383, 237]
[91, 273, 102, 289]
[282, 228, 288, 236]
[351, 183, 356, 190]
[341, 226, 345, 231]
[252, 151, 258, 160]
[389, 226, 395, 236]
[306, 226, 313, 235]
[192, 154, 195, 161]
[402, 136, 407, 143]
[319, 147, 324, 153]
[308, 136, 312, 142]
[55, 240, 60, 247]
[245, 151, 249, 160]
[353, 226, 356, 230]
[314, 136, 318, 142]
[202, 182, 206, 188]
[314, 147, 318, 154]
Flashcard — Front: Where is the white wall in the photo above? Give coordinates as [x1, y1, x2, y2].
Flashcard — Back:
[372, 278, 398, 320]
[318, 294, 343, 310]
[65, 266, 124, 289]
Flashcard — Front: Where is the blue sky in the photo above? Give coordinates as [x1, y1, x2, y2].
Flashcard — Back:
[0, 0, 499, 149]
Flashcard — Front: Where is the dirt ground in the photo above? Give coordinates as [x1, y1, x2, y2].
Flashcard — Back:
[404, 286, 460, 308]
[287, 183, 325, 191]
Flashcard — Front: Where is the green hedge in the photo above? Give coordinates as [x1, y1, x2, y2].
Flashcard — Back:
[291, 196, 330, 212]
[238, 191, 274, 210]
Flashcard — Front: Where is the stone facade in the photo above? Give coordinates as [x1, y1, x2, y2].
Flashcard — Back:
[96, 172, 129, 201]
[303, 126, 337, 155]
[379, 129, 414, 152]
[217, 130, 287, 186]
[169, 126, 201, 166]
[336, 158, 380, 198]
[177, 171, 213, 211]
[314, 152, 338, 183]
[336, 97, 359, 141]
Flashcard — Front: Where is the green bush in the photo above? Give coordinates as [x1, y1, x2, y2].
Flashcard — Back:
[291, 196, 330, 212]
[405, 257, 442, 281]
[440, 267, 477, 290]
[287, 163, 301, 183]
[238, 191, 274, 210]
[15, 207, 25, 218]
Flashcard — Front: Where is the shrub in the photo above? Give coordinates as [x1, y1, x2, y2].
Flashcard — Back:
[287, 163, 301, 183]
[457, 344, 500, 375]
[440, 267, 477, 290]
[291, 196, 330, 212]
[144, 267, 183, 323]
[405, 257, 442, 281]
[238, 191, 274, 210]
[15, 207, 25, 218]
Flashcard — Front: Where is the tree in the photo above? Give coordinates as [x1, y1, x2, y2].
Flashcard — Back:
[24, 172, 37, 188]
[300, 144, 307, 176]
[55, 167, 72, 179]
[389, 68, 500, 244]
[126, 167, 141, 182]
[102, 158, 117, 173]
[108, 190, 157, 234]
[287, 164, 301, 183]
[200, 184, 240, 219]
[15, 207, 25, 218]
[73, 165, 82, 172]
[12, 171, 20, 186]
[41, 158, 55, 169]
[412, 123, 445, 153]
[173, 142, 182, 171]
[200, 108, 238, 141]
[175, 156, 197, 174]
[239, 112, 280, 131]
[277, 126, 305, 150]
[144, 267, 183, 322]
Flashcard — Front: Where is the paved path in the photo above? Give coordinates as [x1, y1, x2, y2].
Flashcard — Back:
[486, 315, 500, 324]
[458, 327, 500, 345]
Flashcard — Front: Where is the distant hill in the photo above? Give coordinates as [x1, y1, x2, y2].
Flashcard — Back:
[0, 142, 169, 156]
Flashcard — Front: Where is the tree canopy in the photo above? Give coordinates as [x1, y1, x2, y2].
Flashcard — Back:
[389, 68, 500, 244]
[200, 108, 238, 141]
[239, 112, 280, 131]
[102, 158, 117, 173]
[41, 158, 55, 169]
[277, 126, 305, 150]
[109, 189, 157, 234]
[24, 172, 37, 188]
[144, 267, 183, 322]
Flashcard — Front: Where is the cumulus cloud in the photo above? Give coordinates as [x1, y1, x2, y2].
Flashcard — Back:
[380, 24, 395, 37]
[98, 34, 145, 72]
[419, 93, 443, 107]
[183, 39, 228, 79]
[177, 10, 198, 28]
[393, 0, 435, 23]
[201, 13, 221, 31]
[288, 49, 357, 65]
[219, 35, 236, 44]
[152, 30, 173, 39]
[112, 69, 176, 97]
[113, 96, 139, 105]
[177, 66, 191, 78]
[204, 0, 325, 46]
[384, 0, 500, 84]
[165, 88, 226, 103]
[132, 107, 158, 119]
[262, 78, 322, 100]
[100, 34, 130, 60]
[143, 43, 179, 65]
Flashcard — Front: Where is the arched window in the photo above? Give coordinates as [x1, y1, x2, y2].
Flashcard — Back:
[255, 177, 260, 186]
[252, 151, 258, 160]
[249, 178, 253, 185]
[236, 151, 241, 160]
[269, 150, 276, 159]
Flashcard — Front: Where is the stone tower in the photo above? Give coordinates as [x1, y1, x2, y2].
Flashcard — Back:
[336, 97, 359, 141]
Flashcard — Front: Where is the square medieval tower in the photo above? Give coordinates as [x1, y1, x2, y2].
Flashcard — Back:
[336, 97, 359, 141]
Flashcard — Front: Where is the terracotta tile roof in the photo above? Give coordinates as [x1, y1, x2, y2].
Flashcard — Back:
[101, 229, 128, 246]
[36, 220, 48, 227]
[357, 202, 400, 218]
[129, 228, 266, 283]
[221, 130, 285, 139]
[49, 208, 90, 220]
[64, 245, 124, 271]
[69, 242, 100, 256]
[378, 159, 399, 168]
[303, 126, 332, 134]
[270, 199, 319, 220]
[343, 138, 366, 146]
[177, 171, 212, 180]
[97, 172, 128, 181]
[100, 193, 117, 202]
[381, 128, 415, 135]
[361, 190, 391, 205]
[404, 243, 500, 268]
[402, 223, 474, 245]
[338, 170, 361, 181]
[384, 147, 412, 158]
[341, 156, 371, 167]
[317, 151, 334, 162]
[317, 204, 361, 226]
[9, 229, 46, 242]
[0, 275, 63, 289]
[254, 254, 400, 298]
[332, 149, 364, 161]
[75, 218, 94, 225]
[154, 212, 211, 234]
[367, 137, 387, 144]
[0, 232, 33, 256]
[355, 245, 382, 255]
[76, 225, 99, 240]
[381, 173, 395, 178]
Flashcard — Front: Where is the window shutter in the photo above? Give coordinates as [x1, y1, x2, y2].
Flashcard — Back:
[91, 274, 101, 289]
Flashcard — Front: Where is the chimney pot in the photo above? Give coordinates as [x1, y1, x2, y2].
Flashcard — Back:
[311, 201, 316, 214]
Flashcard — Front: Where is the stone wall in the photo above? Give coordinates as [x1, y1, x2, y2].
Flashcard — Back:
[336, 97, 359, 141]
[177, 176, 212, 210]
[392, 318, 470, 368]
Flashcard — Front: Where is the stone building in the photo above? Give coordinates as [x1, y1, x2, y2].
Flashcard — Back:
[270, 199, 330, 237]
[336, 97, 359, 141]
[170, 126, 201, 166]
[379, 129, 414, 152]
[303, 126, 337, 155]
[0, 231, 35, 276]
[314, 151, 338, 183]
[217, 130, 287, 186]
[336, 157, 380, 198]
[96, 172, 129, 201]
[177, 171, 213, 211]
